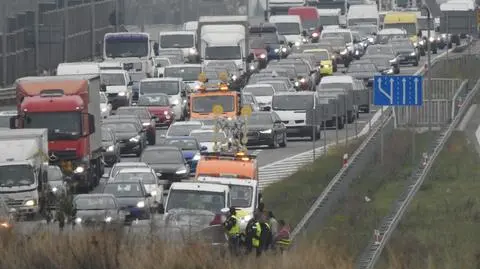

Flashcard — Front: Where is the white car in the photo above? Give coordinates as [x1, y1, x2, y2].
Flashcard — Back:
[165, 121, 204, 137]
[99, 92, 112, 119]
[189, 129, 227, 152]
[101, 162, 150, 181]
[243, 84, 276, 110]
[112, 167, 164, 211]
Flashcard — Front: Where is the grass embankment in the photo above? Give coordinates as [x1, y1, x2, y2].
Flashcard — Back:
[262, 139, 362, 227]
[311, 130, 436, 256]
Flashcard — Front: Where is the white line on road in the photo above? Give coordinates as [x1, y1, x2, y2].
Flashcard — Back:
[458, 104, 477, 131]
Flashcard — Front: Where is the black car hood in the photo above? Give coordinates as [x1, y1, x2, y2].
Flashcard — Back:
[396, 49, 415, 55]
[248, 124, 275, 131]
[115, 132, 138, 140]
[148, 163, 185, 173]
[76, 209, 118, 220]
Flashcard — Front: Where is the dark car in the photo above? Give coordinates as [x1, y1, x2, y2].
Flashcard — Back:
[116, 106, 157, 145]
[249, 39, 269, 68]
[246, 111, 287, 148]
[344, 61, 379, 87]
[390, 39, 419, 66]
[132, 81, 140, 103]
[102, 120, 147, 157]
[362, 54, 400, 74]
[269, 59, 315, 91]
[365, 45, 399, 65]
[163, 137, 207, 175]
[102, 181, 152, 222]
[72, 194, 126, 227]
[287, 54, 321, 85]
[137, 93, 175, 127]
[139, 146, 190, 187]
[322, 37, 352, 67]
[101, 127, 121, 166]
[46, 165, 67, 210]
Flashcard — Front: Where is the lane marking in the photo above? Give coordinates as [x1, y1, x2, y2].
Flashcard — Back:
[458, 104, 477, 131]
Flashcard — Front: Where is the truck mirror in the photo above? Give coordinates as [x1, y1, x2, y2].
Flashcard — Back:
[9, 116, 17, 129]
[127, 81, 133, 86]
[88, 114, 95, 134]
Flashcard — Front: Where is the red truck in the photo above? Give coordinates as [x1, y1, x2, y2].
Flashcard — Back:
[10, 75, 103, 193]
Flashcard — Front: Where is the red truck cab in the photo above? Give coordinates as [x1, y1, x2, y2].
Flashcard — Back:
[10, 75, 103, 193]
[288, 7, 320, 33]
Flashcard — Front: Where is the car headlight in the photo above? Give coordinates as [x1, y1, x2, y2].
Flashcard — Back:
[419, 40, 425, 45]
[151, 190, 158, 196]
[281, 47, 287, 52]
[429, 37, 434, 42]
[142, 122, 150, 126]
[384, 68, 394, 74]
[24, 200, 36, 206]
[389, 58, 397, 63]
[294, 81, 299, 87]
[312, 32, 319, 38]
[231, 75, 237, 80]
[249, 64, 256, 70]
[274, 48, 279, 53]
[413, 42, 418, 47]
[299, 78, 306, 83]
[294, 41, 300, 46]
[75, 217, 82, 224]
[171, 99, 180, 105]
[101, 107, 107, 112]
[340, 49, 348, 55]
[74, 166, 85, 173]
[105, 216, 112, 222]
[106, 145, 114, 152]
[259, 53, 266, 59]
[410, 52, 416, 56]
[136, 201, 145, 208]
[368, 37, 374, 43]
[441, 34, 447, 38]
[189, 48, 197, 54]
[260, 129, 272, 134]
[176, 167, 188, 174]
[129, 135, 140, 142]
[193, 153, 201, 161]
[163, 110, 169, 115]
[302, 38, 307, 43]
[52, 186, 58, 193]
[118, 91, 126, 96]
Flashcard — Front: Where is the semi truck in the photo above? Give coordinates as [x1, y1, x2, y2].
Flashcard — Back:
[0, 129, 49, 220]
[197, 16, 249, 72]
[439, 0, 477, 43]
[10, 75, 103, 193]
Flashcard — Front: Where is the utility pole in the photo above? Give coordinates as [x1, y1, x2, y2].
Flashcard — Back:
[1, 2, 7, 87]
[91, 0, 95, 60]
[425, 5, 432, 133]
[115, 0, 119, 32]
[35, 0, 40, 75]
[63, 0, 68, 62]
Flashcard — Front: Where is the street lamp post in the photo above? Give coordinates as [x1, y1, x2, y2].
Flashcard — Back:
[422, 4, 432, 133]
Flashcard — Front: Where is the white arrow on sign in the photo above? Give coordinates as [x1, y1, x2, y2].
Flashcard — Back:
[376, 77, 393, 104]
[402, 78, 407, 105]
[414, 77, 419, 104]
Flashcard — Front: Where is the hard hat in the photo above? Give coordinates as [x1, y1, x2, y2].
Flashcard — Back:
[220, 207, 230, 214]
[229, 206, 236, 214]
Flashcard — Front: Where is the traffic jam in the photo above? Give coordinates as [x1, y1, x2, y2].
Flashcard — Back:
[0, 2, 457, 254]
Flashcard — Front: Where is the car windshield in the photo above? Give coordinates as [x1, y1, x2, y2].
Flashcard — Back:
[205, 62, 237, 72]
[302, 20, 318, 29]
[275, 22, 301, 35]
[366, 46, 393, 56]
[384, 23, 416, 35]
[100, 94, 108, 103]
[272, 95, 313, 110]
[164, 67, 201, 81]
[250, 39, 266, 49]
[74, 196, 117, 210]
[305, 51, 329, 61]
[318, 16, 339, 26]
[103, 123, 137, 133]
[154, 58, 170, 67]
[115, 172, 156, 184]
[164, 139, 199, 150]
[0, 164, 35, 187]
[264, 82, 288, 92]
[322, 32, 351, 43]
[116, 108, 149, 119]
[166, 190, 226, 213]
[101, 73, 126, 86]
[350, 25, 377, 36]
[243, 94, 255, 103]
[47, 166, 63, 182]
[366, 58, 390, 67]
[190, 132, 226, 142]
[230, 185, 253, 208]
[168, 124, 202, 136]
[102, 130, 113, 141]
[205, 46, 242, 60]
[103, 183, 144, 198]
[291, 63, 308, 74]
[105, 38, 148, 58]
[392, 43, 414, 51]
[137, 95, 170, 106]
[140, 81, 179, 95]
[160, 34, 194, 48]
[320, 82, 352, 91]
[24, 112, 81, 141]
[192, 96, 235, 113]
[141, 149, 184, 164]
[249, 113, 273, 125]
[348, 63, 376, 72]
[111, 165, 147, 177]
[244, 86, 274, 96]
[323, 38, 345, 47]
[377, 33, 406, 44]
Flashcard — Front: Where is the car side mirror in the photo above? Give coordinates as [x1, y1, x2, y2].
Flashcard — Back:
[100, 84, 107, 92]
[9, 116, 17, 129]
[181, 91, 186, 97]
[127, 81, 133, 86]
[262, 106, 271, 111]
[310, 70, 316, 74]
[158, 73, 164, 78]
[88, 114, 95, 134]
[155, 172, 162, 177]
[156, 64, 161, 67]
[170, 104, 176, 107]
[151, 115, 157, 120]
[279, 39, 285, 44]
[302, 30, 307, 37]
[288, 42, 294, 47]
[145, 193, 152, 198]
[274, 120, 282, 124]
[201, 145, 208, 151]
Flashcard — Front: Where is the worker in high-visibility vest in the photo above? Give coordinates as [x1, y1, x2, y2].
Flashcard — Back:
[223, 207, 241, 256]
[275, 219, 292, 252]
[247, 213, 263, 256]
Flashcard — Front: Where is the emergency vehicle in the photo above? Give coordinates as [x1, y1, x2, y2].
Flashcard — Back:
[195, 152, 258, 180]
[188, 72, 242, 120]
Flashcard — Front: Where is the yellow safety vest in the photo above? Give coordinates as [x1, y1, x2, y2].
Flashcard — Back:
[252, 222, 261, 248]
[227, 215, 240, 236]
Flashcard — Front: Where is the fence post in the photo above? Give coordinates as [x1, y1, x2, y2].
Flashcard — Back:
[91, 0, 95, 60]
[1, 2, 7, 87]
[63, 0, 68, 62]
[34, 0, 40, 75]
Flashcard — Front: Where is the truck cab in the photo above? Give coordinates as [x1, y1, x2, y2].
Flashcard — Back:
[195, 152, 258, 180]
[159, 31, 199, 63]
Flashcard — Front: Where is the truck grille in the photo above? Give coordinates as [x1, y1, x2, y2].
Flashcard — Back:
[6, 199, 23, 207]
[157, 172, 174, 179]
[107, 93, 118, 97]
[247, 131, 258, 137]
[49, 150, 77, 161]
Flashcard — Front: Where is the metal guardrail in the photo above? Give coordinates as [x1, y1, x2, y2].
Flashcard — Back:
[355, 77, 480, 269]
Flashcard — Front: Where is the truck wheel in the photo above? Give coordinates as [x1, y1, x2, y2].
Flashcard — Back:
[149, 135, 156, 145]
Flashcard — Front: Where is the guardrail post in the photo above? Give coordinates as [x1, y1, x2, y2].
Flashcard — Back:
[1, 2, 7, 87]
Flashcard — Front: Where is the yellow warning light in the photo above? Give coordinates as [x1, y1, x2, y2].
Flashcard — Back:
[212, 104, 224, 115]
[219, 84, 229, 91]
[241, 157, 250, 161]
[236, 152, 246, 156]
[198, 72, 207, 83]
[219, 72, 228, 82]
[241, 105, 252, 117]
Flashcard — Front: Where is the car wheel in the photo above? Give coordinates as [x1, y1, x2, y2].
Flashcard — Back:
[269, 134, 279, 149]
[135, 144, 143, 157]
[279, 133, 287, 147]
[149, 134, 156, 145]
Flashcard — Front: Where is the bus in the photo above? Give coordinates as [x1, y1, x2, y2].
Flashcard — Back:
[103, 32, 153, 81]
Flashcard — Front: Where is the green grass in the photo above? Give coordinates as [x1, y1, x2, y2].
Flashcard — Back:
[311, 130, 436, 256]
[380, 132, 480, 269]
[262, 139, 362, 227]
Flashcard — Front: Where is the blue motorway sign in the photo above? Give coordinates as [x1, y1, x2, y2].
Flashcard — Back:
[373, 75, 423, 106]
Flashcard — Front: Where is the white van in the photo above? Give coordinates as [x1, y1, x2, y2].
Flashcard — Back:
[271, 91, 321, 140]
[318, 75, 356, 123]
[269, 15, 304, 45]
[317, 8, 341, 27]
[164, 182, 230, 214]
[347, 4, 379, 27]
[320, 28, 354, 54]
[100, 69, 133, 109]
[243, 84, 276, 109]
[159, 31, 198, 62]
[56, 62, 99, 75]
[196, 177, 259, 231]
[99, 61, 123, 71]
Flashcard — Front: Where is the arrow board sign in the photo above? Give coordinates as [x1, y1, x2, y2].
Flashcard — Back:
[373, 75, 423, 106]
